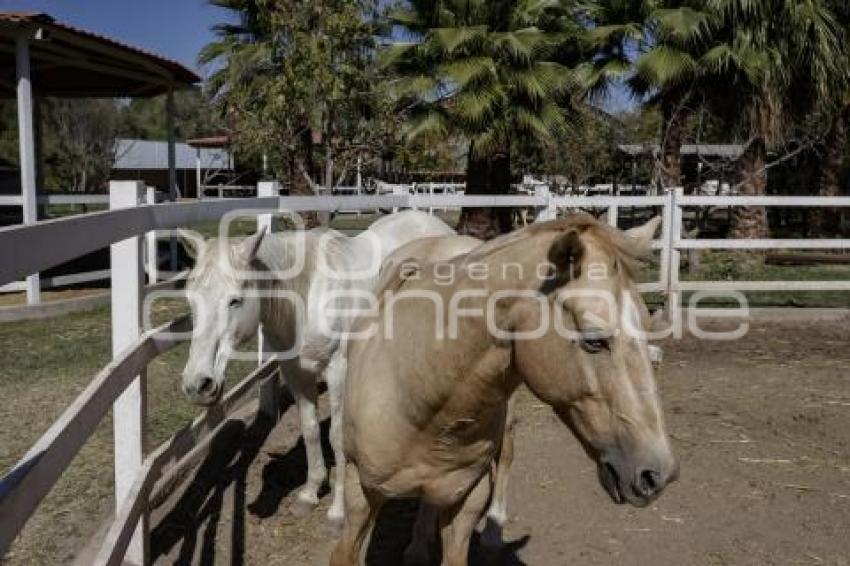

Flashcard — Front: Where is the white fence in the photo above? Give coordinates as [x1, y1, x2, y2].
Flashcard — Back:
[1, 181, 849, 565]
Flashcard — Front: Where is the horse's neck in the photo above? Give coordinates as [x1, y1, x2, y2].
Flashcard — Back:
[253, 232, 319, 326]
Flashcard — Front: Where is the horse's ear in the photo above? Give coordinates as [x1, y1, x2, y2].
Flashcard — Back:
[237, 228, 266, 262]
[542, 230, 583, 293]
[177, 229, 205, 259]
[625, 216, 662, 255]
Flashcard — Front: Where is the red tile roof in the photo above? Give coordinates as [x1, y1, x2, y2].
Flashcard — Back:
[0, 11, 200, 97]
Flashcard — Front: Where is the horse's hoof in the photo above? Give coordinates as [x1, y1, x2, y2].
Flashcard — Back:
[480, 517, 505, 548]
[402, 546, 431, 566]
[326, 513, 344, 538]
[291, 495, 318, 518]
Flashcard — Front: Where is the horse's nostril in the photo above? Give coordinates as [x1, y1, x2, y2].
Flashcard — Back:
[198, 377, 216, 395]
[638, 469, 661, 495]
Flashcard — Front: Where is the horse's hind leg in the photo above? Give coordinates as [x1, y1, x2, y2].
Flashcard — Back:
[403, 502, 438, 566]
[284, 367, 327, 515]
[439, 470, 494, 566]
[481, 393, 517, 547]
[330, 464, 383, 566]
[325, 351, 347, 531]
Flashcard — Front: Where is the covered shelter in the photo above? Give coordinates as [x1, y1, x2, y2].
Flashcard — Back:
[0, 11, 199, 303]
[618, 143, 745, 192]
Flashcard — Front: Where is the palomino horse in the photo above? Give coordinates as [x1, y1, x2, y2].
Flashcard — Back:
[332, 215, 678, 565]
[179, 210, 454, 527]
[377, 234, 523, 562]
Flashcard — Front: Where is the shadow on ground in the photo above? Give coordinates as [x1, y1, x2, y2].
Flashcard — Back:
[150, 393, 529, 565]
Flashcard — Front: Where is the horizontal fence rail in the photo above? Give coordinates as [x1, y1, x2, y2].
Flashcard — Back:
[0, 194, 110, 206]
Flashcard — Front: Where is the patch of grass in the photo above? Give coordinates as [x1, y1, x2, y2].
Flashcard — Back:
[680, 251, 850, 307]
[0, 304, 257, 565]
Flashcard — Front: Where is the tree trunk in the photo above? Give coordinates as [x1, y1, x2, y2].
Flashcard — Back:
[659, 91, 688, 190]
[456, 144, 514, 240]
[289, 128, 320, 228]
[812, 104, 850, 236]
[730, 136, 769, 239]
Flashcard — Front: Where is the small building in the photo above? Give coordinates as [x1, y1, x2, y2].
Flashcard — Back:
[112, 139, 233, 199]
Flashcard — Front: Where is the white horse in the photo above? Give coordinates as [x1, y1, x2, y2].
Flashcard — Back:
[179, 210, 455, 527]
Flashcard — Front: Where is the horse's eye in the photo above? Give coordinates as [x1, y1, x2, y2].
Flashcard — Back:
[580, 337, 609, 354]
[228, 297, 244, 309]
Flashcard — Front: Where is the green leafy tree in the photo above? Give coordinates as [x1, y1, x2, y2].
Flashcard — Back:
[0, 98, 121, 193]
[119, 90, 220, 141]
[200, 0, 384, 201]
[384, 0, 587, 238]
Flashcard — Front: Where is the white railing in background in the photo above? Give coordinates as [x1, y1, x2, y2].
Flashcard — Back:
[1, 181, 850, 565]
[0, 193, 110, 206]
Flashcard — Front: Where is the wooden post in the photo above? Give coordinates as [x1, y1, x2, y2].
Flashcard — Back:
[256, 181, 279, 419]
[145, 187, 158, 284]
[109, 180, 148, 566]
[16, 36, 40, 305]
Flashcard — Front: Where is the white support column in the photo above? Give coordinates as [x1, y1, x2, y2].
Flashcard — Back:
[145, 187, 158, 284]
[195, 147, 203, 200]
[109, 181, 148, 566]
[166, 87, 178, 272]
[534, 185, 556, 222]
[256, 181, 279, 419]
[16, 36, 40, 305]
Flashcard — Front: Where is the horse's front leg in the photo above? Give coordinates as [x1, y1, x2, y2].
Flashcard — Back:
[283, 367, 327, 515]
[325, 351, 347, 532]
[481, 393, 517, 548]
[330, 463, 384, 566]
[439, 469, 494, 566]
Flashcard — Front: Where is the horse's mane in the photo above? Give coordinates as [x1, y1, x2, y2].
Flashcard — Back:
[188, 228, 351, 298]
[464, 214, 651, 277]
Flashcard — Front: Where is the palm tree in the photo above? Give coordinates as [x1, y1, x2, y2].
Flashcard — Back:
[587, 2, 713, 189]
[384, 0, 586, 238]
[698, 0, 846, 238]
[812, 0, 850, 236]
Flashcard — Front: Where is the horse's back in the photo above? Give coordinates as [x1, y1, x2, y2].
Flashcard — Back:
[363, 210, 455, 252]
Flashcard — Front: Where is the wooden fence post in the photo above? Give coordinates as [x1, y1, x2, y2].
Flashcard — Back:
[109, 180, 148, 566]
[145, 186, 158, 285]
[256, 181, 279, 419]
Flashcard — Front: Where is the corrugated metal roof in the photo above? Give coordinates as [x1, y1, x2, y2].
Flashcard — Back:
[114, 139, 232, 171]
[618, 144, 744, 158]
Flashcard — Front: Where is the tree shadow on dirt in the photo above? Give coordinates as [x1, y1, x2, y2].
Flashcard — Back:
[150, 393, 295, 566]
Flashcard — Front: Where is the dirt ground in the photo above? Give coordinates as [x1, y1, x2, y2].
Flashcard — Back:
[150, 315, 850, 566]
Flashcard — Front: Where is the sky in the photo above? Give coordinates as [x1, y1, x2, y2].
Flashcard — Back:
[2, 0, 230, 77]
[1, 0, 635, 112]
